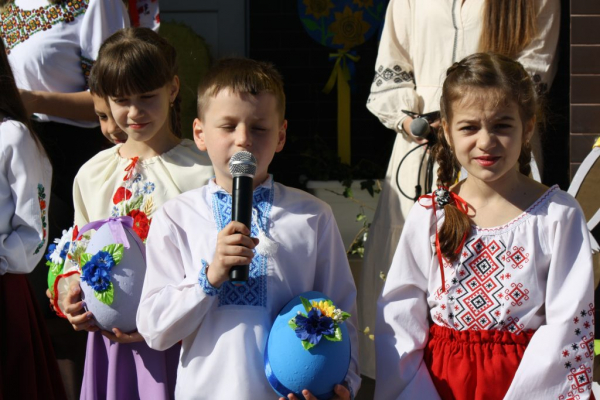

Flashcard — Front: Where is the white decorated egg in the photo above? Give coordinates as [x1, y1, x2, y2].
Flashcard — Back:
[79, 221, 146, 333]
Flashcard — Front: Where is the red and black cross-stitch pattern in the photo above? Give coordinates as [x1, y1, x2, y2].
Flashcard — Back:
[0, 0, 89, 52]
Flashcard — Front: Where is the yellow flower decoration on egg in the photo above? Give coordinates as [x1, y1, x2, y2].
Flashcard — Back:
[312, 300, 336, 317]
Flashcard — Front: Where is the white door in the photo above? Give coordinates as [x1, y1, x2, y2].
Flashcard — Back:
[159, 0, 248, 58]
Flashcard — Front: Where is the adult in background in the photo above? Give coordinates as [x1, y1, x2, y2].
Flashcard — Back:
[359, 0, 560, 379]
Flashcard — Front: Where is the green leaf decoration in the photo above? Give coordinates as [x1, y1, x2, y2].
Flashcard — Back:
[301, 340, 316, 351]
[340, 311, 352, 322]
[80, 252, 92, 266]
[124, 196, 144, 215]
[101, 244, 124, 265]
[94, 282, 115, 305]
[323, 326, 343, 342]
[300, 297, 313, 314]
[288, 317, 299, 331]
[301, 18, 320, 31]
[46, 261, 62, 294]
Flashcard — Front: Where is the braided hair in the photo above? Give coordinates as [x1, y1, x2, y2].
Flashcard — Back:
[432, 52, 539, 262]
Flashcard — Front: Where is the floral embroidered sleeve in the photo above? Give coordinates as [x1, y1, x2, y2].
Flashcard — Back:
[366, 0, 419, 133]
[0, 121, 52, 274]
[503, 200, 594, 399]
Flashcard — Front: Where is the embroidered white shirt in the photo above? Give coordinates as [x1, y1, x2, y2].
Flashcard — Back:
[2, 0, 129, 127]
[137, 177, 361, 399]
[375, 186, 594, 400]
[0, 119, 52, 274]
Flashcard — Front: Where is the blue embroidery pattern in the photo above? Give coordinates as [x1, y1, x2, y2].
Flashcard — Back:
[209, 182, 274, 307]
[199, 260, 221, 297]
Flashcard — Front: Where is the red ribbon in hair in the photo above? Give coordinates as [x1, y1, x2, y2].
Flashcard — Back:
[418, 187, 469, 293]
[123, 156, 139, 181]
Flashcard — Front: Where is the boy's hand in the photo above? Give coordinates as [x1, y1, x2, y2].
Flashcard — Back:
[279, 384, 351, 400]
[63, 281, 99, 332]
[101, 328, 144, 344]
[207, 221, 258, 288]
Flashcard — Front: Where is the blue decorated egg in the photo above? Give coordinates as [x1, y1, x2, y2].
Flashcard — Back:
[265, 291, 351, 399]
[79, 222, 146, 333]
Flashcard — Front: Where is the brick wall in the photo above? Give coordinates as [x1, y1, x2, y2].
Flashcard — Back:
[571, 0, 600, 178]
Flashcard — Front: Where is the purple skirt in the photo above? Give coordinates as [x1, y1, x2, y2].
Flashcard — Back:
[80, 331, 179, 400]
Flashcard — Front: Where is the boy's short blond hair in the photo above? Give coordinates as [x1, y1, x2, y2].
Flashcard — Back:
[197, 58, 286, 122]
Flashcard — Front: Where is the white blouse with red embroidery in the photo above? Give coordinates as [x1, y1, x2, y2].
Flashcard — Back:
[375, 185, 595, 400]
[0, 119, 52, 274]
[72, 140, 213, 240]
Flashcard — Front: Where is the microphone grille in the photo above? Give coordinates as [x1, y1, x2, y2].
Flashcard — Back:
[229, 151, 257, 177]
[410, 118, 430, 138]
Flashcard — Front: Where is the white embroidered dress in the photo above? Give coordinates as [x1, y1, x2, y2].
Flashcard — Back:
[1, 0, 129, 127]
[0, 119, 51, 273]
[375, 186, 594, 400]
[137, 177, 361, 399]
[360, 0, 561, 378]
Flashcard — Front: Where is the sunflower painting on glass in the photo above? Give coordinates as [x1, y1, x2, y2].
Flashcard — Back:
[298, 0, 386, 164]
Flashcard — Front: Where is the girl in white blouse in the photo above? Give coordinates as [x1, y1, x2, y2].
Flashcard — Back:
[0, 39, 64, 398]
[375, 53, 594, 399]
[359, 2, 561, 377]
[59, 28, 213, 400]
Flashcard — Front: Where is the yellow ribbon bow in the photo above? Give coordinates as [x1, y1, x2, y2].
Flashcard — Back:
[323, 49, 360, 165]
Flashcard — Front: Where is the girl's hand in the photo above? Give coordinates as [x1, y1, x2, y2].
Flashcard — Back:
[279, 384, 351, 400]
[63, 281, 99, 332]
[101, 328, 144, 344]
[46, 289, 56, 313]
[207, 221, 259, 288]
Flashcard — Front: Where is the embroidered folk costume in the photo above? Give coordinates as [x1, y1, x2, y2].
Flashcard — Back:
[137, 177, 361, 399]
[73, 140, 213, 400]
[0, 0, 130, 263]
[0, 119, 64, 398]
[375, 186, 595, 399]
[360, 0, 561, 377]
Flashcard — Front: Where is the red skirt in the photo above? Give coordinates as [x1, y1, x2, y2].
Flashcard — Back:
[0, 274, 66, 399]
[424, 324, 534, 400]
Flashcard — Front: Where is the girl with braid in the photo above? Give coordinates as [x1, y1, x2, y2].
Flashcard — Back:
[58, 27, 213, 399]
[375, 53, 595, 400]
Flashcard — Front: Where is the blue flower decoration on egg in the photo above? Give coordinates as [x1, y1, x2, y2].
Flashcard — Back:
[294, 308, 335, 345]
[81, 250, 115, 292]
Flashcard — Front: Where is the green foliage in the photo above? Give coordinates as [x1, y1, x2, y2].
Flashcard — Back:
[101, 244, 124, 265]
[324, 326, 343, 342]
[123, 196, 144, 215]
[301, 135, 383, 184]
[94, 282, 115, 305]
[301, 296, 313, 314]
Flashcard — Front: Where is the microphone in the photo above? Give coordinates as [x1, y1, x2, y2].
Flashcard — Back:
[410, 118, 430, 138]
[402, 110, 441, 140]
[228, 151, 257, 285]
